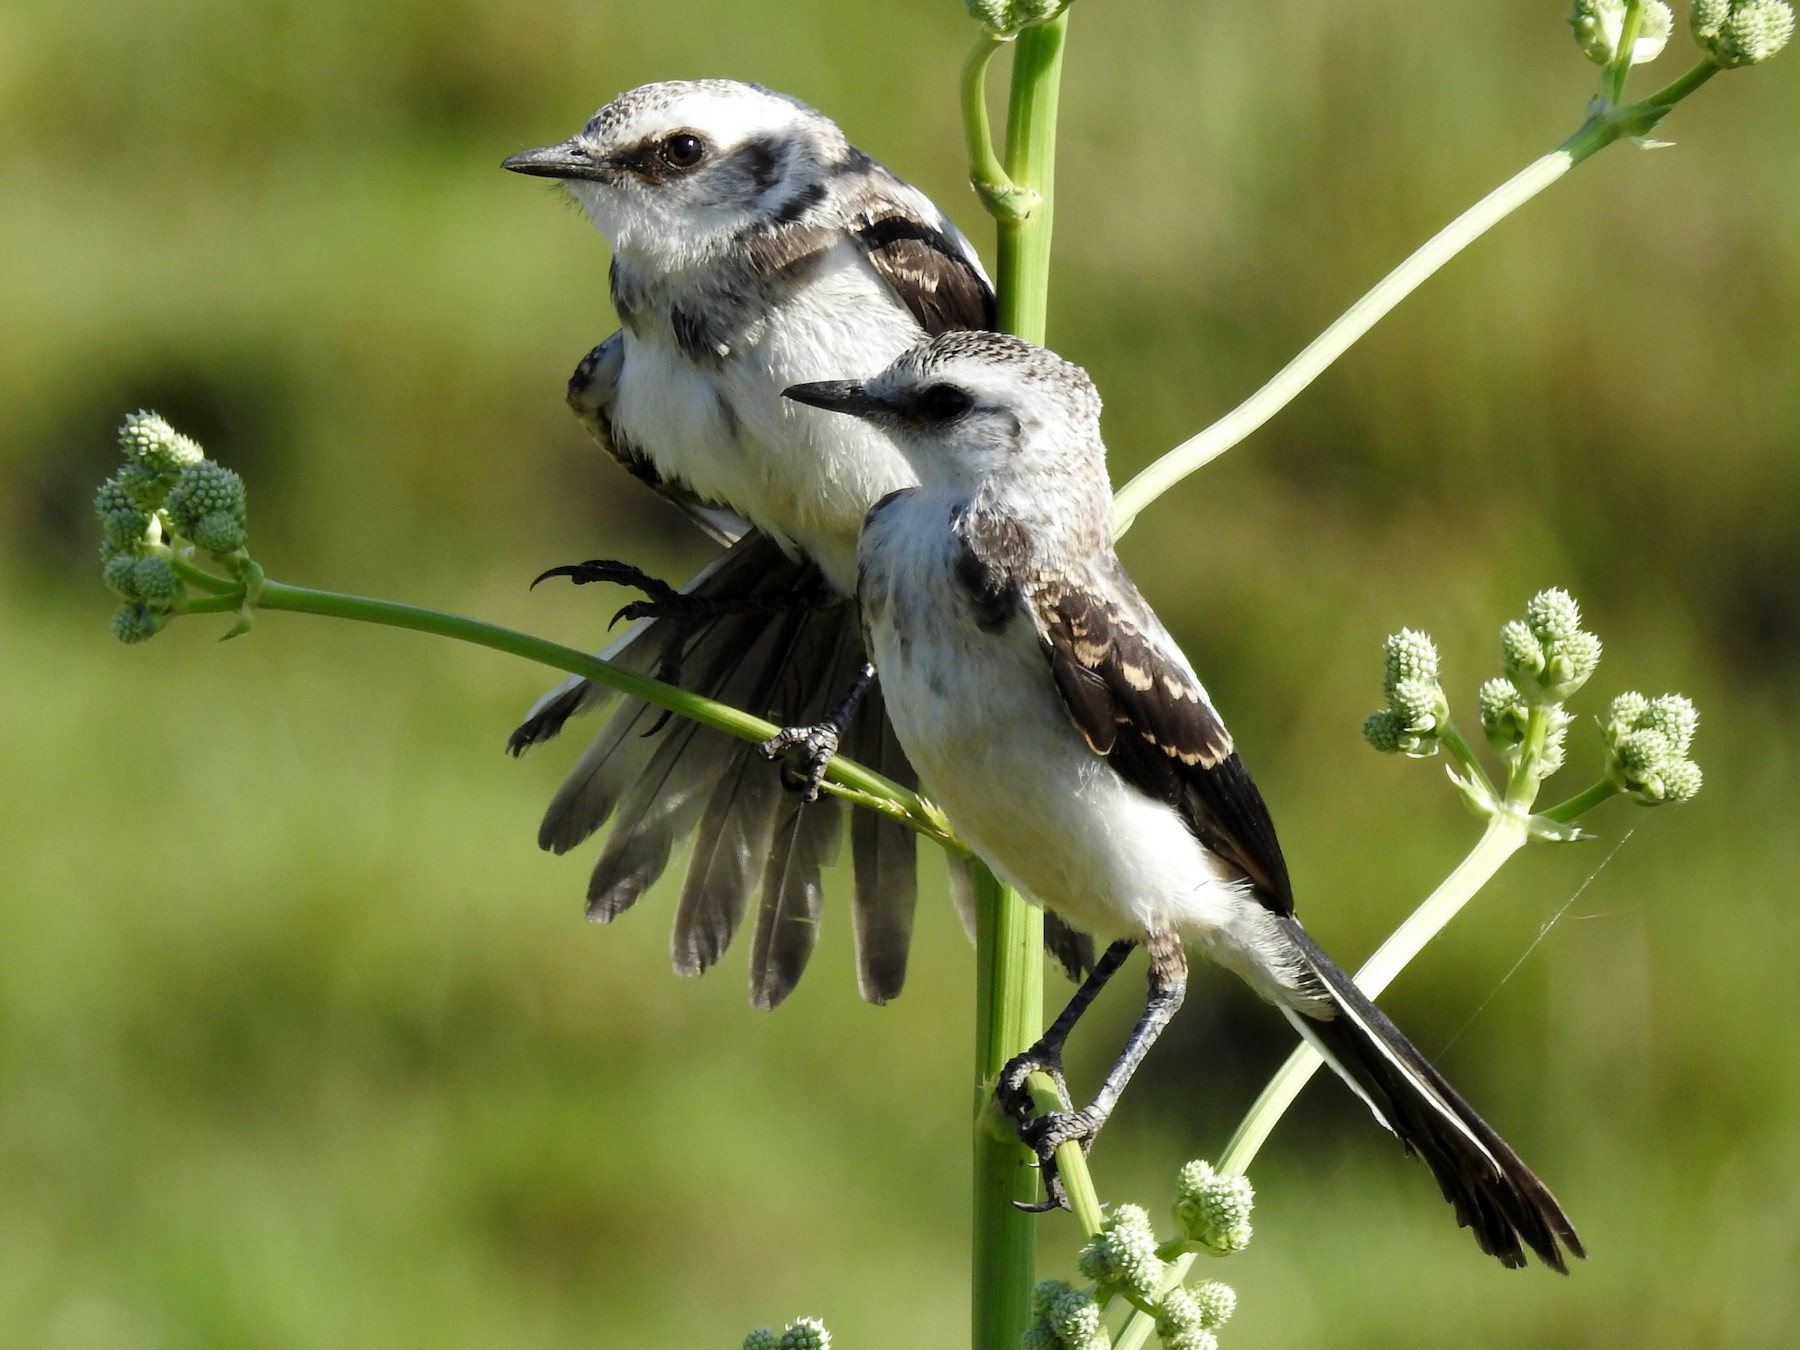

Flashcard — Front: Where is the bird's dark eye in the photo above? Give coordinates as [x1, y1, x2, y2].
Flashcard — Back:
[920, 383, 973, 421]
[660, 132, 705, 170]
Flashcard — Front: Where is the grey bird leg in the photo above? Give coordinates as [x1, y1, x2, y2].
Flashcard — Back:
[758, 661, 877, 800]
[1004, 933, 1187, 1211]
[534, 558, 826, 729]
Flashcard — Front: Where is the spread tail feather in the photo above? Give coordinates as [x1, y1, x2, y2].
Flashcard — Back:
[1276, 916, 1583, 1272]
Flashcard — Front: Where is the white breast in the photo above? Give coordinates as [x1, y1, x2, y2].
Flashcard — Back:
[859, 493, 1252, 950]
[609, 238, 925, 592]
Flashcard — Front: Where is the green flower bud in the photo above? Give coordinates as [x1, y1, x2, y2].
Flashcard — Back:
[1539, 708, 1573, 779]
[1389, 676, 1444, 732]
[1605, 690, 1650, 740]
[1020, 1325, 1061, 1350]
[1478, 676, 1527, 750]
[1659, 757, 1703, 802]
[1525, 589, 1584, 645]
[1031, 1279, 1076, 1320]
[1382, 628, 1440, 693]
[1644, 694, 1698, 756]
[1045, 1286, 1106, 1350]
[164, 461, 248, 553]
[965, 0, 1065, 36]
[1694, 0, 1794, 64]
[1500, 620, 1546, 683]
[742, 1332, 781, 1350]
[1153, 1288, 1219, 1350]
[111, 603, 167, 644]
[1187, 1281, 1236, 1331]
[1363, 709, 1404, 753]
[119, 409, 205, 481]
[778, 1317, 830, 1350]
[1570, 0, 1674, 64]
[1174, 1160, 1254, 1255]
[1077, 1203, 1165, 1298]
[131, 556, 181, 609]
[1615, 727, 1672, 776]
[102, 551, 142, 599]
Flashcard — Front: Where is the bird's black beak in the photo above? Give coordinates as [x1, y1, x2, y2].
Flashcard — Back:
[783, 381, 890, 419]
[502, 139, 610, 182]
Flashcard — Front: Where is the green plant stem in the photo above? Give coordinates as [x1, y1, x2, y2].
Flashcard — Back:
[1544, 777, 1622, 821]
[1112, 65, 1719, 535]
[1603, 1, 1646, 107]
[1115, 811, 1531, 1350]
[968, 16, 1070, 1350]
[199, 575, 956, 845]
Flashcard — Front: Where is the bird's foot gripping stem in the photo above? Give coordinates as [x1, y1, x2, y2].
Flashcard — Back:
[757, 662, 876, 800]
[997, 1048, 1094, 1212]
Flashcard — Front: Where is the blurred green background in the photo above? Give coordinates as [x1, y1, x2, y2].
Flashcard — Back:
[4, 0, 1798, 1345]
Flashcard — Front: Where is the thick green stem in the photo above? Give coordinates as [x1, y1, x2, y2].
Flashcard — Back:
[969, 16, 1069, 1350]
[972, 862, 1046, 1348]
[238, 577, 955, 845]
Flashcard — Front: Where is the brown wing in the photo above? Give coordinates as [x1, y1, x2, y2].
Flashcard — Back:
[839, 164, 995, 336]
[1029, 562, 1294, 914]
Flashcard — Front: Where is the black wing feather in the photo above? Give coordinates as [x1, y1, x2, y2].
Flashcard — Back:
[851, 211, 995, 335]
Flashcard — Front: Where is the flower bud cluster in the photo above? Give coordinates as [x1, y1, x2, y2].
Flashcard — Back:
[1500, 589, 1601, 706]
[1604, 692, 1702, 802]
[740, 1317, 831, 1350]
[1569, 0, 1674, 65]
[965, 0, 1066, 36]
[96, 412, 251, 644]
[1173, 1160, 1254, 1256]
[1362, 629, 1448, 758]
[1692, 0, 1795, 64]
[1076, 1204, 1165, 1299]
[1155, 1280, 1236, 1350]
[1024, 1279, 1108, 1350]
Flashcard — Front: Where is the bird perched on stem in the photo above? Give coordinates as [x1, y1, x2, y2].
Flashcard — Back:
[501, 80, 1072, 1007]
[781, 331, 1583, 1270]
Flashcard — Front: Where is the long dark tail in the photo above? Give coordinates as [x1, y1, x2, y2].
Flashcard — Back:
[1276, 916, 1584, 1272]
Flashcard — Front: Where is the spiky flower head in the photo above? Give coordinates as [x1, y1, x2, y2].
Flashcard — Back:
[102, 551, 143, 599]
[118, 410, 204, 482]
[1693, 0, 1795, 65]
[778, 1317, 831, 1350]
[1570, 0, 1674, 63]
[1604, 691, 1703, 803]
[1367, 628, 1449, 757]
[1478, 676, 1528, 751]
[1383, 628, 1440, 692]
[164, 461, 249, 555]
[742, 1332, 781, 1350]
[1024, 1281, 1108, 1350]
[111, 603, 168, 645]
[1077, 1203, 1165, 1298]
[965, 0, 1065, 36]
[95, 474, 154, 553]
[131, 557, 181, 610]
[1154, 1283, 1235, 1350]
[1174, 1160, 1254, 1255]
[1504, 590, 1601, 704]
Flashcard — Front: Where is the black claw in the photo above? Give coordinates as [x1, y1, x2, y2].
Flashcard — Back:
[757, 722, 842, 801]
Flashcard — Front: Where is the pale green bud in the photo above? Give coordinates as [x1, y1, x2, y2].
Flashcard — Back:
[1077, 1203, 1165, 1298]
[1500, 620, 1546, 683]
[1525, 589, 1584, 645]
[1187, 1281, 1236, 1331]
[1031, 1280, 1076, 1320]
[164, 461, 248, 553]
[111, 603, 167, 644]
[1644, 694, 1698, 756]
[1174, 1160, 1253, 1255]
[119, 410, 204, 482]
[1478, 676, 1528, 750]
[778, 1317, 830, 1350]
[1539, 708, 1573, 778]
[1020, 1325, 1061, 1350]
[1605, 690, 1651, 740]
[1153, 1289, 1219, 1350]
[1046, 1287, 1107, 1350]
[131, 556, 180, 609]
[1570, 0, 1674, 64]
[742, 1332, 781, 1350]
[965, 0, 1064, 36]
[1382, 628, 1440, 692]
[1694, 0, 1794, 64]
[1389, 676, 1445, 732]
[1659, 757, 1703, 802]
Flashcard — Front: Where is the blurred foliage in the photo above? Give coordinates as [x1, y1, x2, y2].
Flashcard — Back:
[4, 0, 1799, 1345]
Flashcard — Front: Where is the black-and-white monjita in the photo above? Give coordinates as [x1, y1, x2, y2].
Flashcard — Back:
[502, 80, 1015, 1007]
[784, 331, 1584, 1271]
